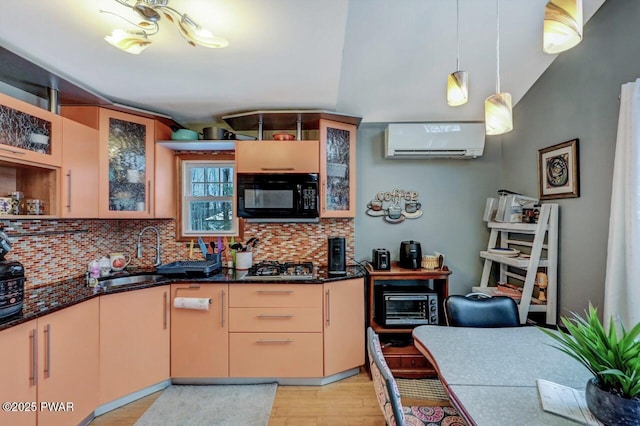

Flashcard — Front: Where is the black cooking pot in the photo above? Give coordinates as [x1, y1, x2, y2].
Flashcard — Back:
[399, 240, 422, 269]
[202, 127, 226, 140]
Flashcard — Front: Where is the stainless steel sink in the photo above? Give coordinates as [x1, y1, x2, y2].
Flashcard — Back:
[99, 274, 166, 287]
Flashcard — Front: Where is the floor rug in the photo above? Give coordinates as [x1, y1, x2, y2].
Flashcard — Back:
[134, 384, 277, 426]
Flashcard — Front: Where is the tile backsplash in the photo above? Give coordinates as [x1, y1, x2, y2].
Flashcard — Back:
[1, 218, 354, 289]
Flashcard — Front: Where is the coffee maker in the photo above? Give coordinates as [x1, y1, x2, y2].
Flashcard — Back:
[399, 240, 422, 269]
[0, 229, 24, 320]
[327, 237, 346, 276]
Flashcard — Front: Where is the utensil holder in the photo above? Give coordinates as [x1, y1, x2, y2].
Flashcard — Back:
[235, 252, 252, 270]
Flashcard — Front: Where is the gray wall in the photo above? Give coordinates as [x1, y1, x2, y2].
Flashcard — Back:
[501, 0, 640, 316]
[354, 123, 501, 295]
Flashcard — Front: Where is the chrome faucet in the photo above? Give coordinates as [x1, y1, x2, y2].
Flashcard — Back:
[137, 226, 162, 267]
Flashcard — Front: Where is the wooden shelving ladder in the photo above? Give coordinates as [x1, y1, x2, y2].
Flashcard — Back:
[474, 203, 559, 325]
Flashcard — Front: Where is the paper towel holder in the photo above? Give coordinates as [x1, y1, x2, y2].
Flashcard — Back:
[175, 284, 212, 303]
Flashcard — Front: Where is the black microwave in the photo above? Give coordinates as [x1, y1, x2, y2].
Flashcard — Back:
[237, 173, 319, 222]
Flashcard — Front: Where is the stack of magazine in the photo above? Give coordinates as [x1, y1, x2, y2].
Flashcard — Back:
[536, 379, 603, 425]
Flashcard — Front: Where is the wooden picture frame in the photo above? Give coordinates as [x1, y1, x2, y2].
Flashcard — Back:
[538, 139, 580, 200]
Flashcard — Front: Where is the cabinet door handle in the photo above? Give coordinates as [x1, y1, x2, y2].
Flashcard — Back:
[326, 289, 331, 326]
[30, 328, 37, 386]
[163, 291, 168, 330]
[66, 170, 72, 212]
[221, 289, 225, 327]
[44, 324, 51, 378]
[0, 147, 26, 156]
[321, 179, 327, 212]
[257, 314, 294, 319]
[256, 339, 293, 344]
[147, 180, 152, 214]
[257, 290, 294, 295]
[260, 167, 295, 171]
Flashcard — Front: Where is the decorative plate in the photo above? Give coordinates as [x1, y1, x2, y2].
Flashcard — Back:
[366, 209, 386, 217]
[402, 210, 423, 219]
[384, 215, 405, 224]
[488, 248, 520, 257]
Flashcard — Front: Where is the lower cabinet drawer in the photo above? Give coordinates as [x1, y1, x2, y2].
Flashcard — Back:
[229, 284, 322, 308]
[400, 355, 430, 369]
[229, 332, 323, 377]
[229, 307, 322, 332]
[383, 355, 403, 369]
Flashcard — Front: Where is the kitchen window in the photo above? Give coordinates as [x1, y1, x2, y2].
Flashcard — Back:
[180, 158, 237, 236]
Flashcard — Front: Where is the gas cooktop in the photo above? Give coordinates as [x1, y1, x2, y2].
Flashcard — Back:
[244, 261, 315, 280]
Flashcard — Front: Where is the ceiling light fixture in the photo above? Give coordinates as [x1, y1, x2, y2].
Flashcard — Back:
[543, 0, 583, 54]
[484, 0, 513, 136]
[447, 0, 468, 106]
[102, 0, 229, 54]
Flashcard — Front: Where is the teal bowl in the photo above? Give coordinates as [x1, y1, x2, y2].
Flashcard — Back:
[171, 129, 199, 140]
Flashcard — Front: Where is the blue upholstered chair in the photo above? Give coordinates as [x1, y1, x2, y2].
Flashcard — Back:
[366, 327, 467, 426]
[443, 293, 520, 327]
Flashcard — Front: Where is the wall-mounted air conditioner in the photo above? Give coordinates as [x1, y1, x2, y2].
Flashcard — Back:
[384, 122, 485, 159]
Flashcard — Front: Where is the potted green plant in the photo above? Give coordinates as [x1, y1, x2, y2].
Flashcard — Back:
[540, 304, 640, 426]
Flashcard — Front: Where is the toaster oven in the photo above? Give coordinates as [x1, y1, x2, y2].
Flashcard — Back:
[381, 292, 439, 326]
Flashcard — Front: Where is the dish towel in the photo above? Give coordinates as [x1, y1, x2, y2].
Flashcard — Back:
[173, 297, 210, 310]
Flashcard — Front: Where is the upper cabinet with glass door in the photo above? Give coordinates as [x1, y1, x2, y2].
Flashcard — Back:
[61, 106, 156, 218]
[100, 109, 155, 218]
[319, 119, 356, 218]
[0, 92, 62, 167]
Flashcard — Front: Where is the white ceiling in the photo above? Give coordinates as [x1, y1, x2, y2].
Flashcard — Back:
[0, 0, 605, 125]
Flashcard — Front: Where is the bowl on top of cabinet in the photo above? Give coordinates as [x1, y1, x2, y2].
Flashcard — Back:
[171, 129, 199, 140]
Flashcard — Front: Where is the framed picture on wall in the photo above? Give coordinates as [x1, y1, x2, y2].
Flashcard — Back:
[538, 139, 580, 200]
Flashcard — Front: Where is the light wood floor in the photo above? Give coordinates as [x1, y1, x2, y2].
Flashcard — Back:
[90, 371, 387, 426]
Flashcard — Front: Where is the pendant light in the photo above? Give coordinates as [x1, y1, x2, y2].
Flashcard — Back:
[447, 0, 468, 106]
[543, 0, 583, 54]
[484, 0, 513, 136]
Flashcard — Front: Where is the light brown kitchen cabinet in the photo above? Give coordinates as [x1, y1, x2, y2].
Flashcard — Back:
[319, 119, 356, 217]
[0, 92, 61, 217]
[323, 278, 365, 376]
[36, 298, 99, 426]
[60, 118, 99, 218]
[98, 109, 156, 218]
[61, 106, 157, 218]
[235, 140, 319, 173]
[0, 320, 37, 426]
[170, 283, 228, 378]
[153, 121, 175, 218]
[0, 92, 62, 167]
[0, 298, 99, 426]
[99, 285, 170, 405]
[228, 283, 324, 378]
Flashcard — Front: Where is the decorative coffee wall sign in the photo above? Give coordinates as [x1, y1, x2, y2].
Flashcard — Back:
[366, 189, 423, 224]
[538, 139, 580, 200]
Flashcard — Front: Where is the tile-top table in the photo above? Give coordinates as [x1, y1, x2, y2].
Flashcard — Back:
[412, 325, 594, 425]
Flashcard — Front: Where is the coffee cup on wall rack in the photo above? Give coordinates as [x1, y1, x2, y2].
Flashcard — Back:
[405, 201, 421, 213]
[368, 199, 383, 211]
[387, 205, 402, 219]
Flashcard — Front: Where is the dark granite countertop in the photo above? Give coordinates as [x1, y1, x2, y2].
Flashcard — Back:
[0, 264, 366, 332]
